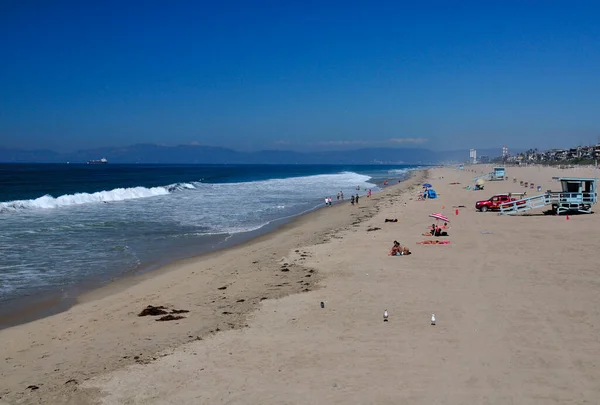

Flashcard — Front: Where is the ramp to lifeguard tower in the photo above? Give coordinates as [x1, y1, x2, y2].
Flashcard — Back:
[473, 173, 491, 182]
[499, 194, 550, 215]
[500, 191, 596, 215]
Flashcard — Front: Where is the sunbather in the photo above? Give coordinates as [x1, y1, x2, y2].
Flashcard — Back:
[389, 240, 402, 256]
[417, 240, 450, 245]
[423, 223, 437, 236]
[389, 241, 411, 256]
[434, 227, 448, 237]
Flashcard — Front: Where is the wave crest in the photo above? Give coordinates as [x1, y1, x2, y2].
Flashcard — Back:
[0, 183, 196, 213]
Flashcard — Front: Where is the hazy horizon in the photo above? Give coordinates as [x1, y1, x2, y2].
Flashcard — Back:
[1, 142, 515, 155]
[1, 2, 599, 153]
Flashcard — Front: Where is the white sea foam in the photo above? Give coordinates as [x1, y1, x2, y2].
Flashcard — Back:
[0, 171, 371, 214]
[0, 169, 383, 304]
[387, 168, 409, 175]
[0, 184, 177, 212]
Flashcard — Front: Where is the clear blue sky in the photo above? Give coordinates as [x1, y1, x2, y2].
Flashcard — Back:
[1, 0, 599, 152]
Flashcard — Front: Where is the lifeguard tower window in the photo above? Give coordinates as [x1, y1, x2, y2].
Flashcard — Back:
[584, 182, 593, 192]
[565, 182, 579, 192]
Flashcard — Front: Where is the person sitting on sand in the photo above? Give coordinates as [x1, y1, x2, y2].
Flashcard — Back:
[389, 240, 402, 256]
[422, 224, 436, 236]
[434, 226, 449, 237]
[389, 241, 411, 256]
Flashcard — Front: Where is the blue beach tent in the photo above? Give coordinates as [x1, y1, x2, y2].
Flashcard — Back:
[426, 189, 437, 199]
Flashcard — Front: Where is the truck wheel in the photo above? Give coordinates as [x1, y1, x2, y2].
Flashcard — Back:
[480, 206, 488, 212]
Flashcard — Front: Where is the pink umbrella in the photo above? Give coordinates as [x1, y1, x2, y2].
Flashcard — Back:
[429, 213, 449, 222]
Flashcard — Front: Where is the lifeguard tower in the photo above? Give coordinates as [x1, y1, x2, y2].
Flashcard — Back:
[491, 167, 505, 181]
[499, 177, 597, 215]
[473, 167, 506, 182]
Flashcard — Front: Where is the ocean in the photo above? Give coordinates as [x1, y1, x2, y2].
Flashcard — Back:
[0, 163, 418, 317]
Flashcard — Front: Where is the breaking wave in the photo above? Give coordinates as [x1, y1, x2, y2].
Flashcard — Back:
[0, 183, 198, 213]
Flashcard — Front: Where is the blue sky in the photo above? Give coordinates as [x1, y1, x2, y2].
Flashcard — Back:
[1, 0, 599, 152]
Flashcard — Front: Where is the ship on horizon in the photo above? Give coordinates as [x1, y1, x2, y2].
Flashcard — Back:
[87, 158, 108, 164]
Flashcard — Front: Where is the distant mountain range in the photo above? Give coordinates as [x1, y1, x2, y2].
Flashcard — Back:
[0, 144, 509, 164]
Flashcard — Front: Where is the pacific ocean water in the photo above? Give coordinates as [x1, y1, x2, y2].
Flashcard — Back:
[0, 163, 418, 314]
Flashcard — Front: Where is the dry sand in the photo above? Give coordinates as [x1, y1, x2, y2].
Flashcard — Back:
[3, 165, 600, 404]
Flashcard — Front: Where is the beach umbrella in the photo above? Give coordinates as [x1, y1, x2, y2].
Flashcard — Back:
[423, 183, 432, 188]
[476, 178, 485, 186]
[429, 213, 449, 222]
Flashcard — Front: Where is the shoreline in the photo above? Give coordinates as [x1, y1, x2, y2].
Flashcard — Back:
[0, 170, 427, 404]
[0, 171, 412, 330]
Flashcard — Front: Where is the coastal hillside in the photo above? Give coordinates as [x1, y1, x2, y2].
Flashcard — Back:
[0, 145, 504, 164]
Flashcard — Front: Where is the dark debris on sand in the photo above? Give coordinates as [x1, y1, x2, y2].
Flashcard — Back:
[156, 315, 186, 322]
[138, 305, 189, 320]
[138, 305, 169, 317]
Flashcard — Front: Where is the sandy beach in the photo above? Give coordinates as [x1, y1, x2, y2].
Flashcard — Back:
[3, 165, 600, 404]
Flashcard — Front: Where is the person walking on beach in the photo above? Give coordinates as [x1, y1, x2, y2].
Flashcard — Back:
[368, 189, 372, 198]
[336, 193, 340, 201]
[350, 195, 355, 205]
[355, 194, 359, 204]
[340, 191, 344, 200]
[328, 197, 333, 206]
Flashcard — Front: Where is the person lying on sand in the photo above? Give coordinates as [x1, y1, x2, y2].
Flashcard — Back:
[417, 240, 450, 245]
[385, 218, 398, 222]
